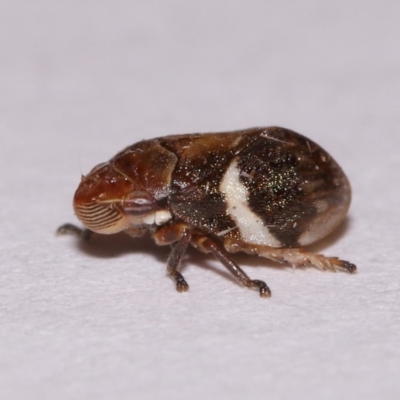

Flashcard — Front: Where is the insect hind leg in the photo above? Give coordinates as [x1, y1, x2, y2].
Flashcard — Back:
[224, 239, 356, 273]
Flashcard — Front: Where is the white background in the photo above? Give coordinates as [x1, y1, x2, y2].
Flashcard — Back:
[1, 1, 399, 399]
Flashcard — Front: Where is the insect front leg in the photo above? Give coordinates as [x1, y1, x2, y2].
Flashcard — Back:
[166, 232, 192, 292]
[191, 234, 271, 297]
[153, 223, 192, 292]
[224, 239, 356, 273]
[56, 223, 93, 240]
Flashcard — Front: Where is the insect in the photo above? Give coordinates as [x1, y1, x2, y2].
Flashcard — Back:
[58, 127, 356, 297]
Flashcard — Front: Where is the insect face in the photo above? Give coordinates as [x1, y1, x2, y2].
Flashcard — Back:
[73, 162, 156, 234]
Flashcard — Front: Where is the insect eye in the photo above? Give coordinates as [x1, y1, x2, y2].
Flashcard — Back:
[122, 192, 155, 215]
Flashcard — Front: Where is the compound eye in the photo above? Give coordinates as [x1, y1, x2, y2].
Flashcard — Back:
[122, 191, 155, 215]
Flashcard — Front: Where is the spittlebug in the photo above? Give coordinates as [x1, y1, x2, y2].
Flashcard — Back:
[58, 127, 356, 297]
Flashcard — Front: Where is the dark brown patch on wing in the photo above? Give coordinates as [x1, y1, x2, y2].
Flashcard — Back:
[236, 127, 349, 247]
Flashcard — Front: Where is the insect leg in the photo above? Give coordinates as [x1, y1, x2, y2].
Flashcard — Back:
[166, 230, 191, 292]
[192, 235, 271, 297]
[56, 223, 93, 240]
[224, 239, 356, 273]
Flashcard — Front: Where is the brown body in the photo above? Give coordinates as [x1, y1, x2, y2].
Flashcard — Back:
[62, 127, 356, 297]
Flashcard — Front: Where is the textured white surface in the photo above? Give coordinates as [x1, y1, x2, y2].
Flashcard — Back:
[1, 1, 399, 399]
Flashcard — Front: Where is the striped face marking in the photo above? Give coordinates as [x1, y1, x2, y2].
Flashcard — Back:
[74, 202, 126, 234]
[220, 158, 282, 247]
